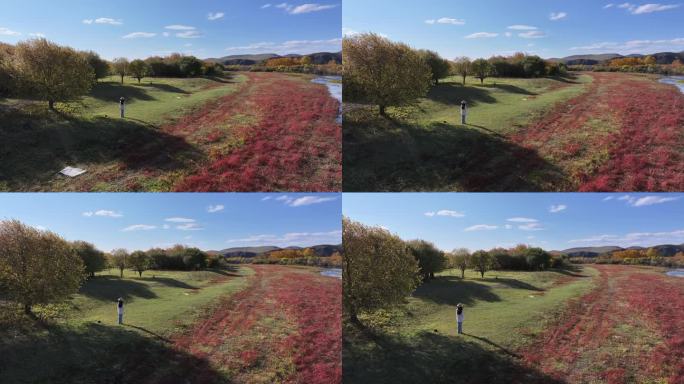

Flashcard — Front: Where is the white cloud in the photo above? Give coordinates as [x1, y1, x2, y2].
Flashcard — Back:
[465, 32, 498, 39]
[549, 12, 568, 20]
[604, 3, 615, 8]
[504, 224, 514, 229]
[176, 30, 202, 39]
[519, 222, 544, 231]
[162, 32, 170, 37]
[83, 18, 122, 25]
[465, 224, 498, 232]
[508, 25, 537, 30]
[616, 195, 680, 207]
[226, 229, 341, 246]
[288, 196, 338, 207]
[165, 25, 195, 30]
[569, 229, 684, 246]
[603, 196, 615, 201]
[261, 196, 272, 201]
[289, 3, 338, 14]
[225, 38, 341, 54]
[207, 205, 225, 213]
[122, 224, 156, 232]
[507, 217, 538, 223]
[177, 223, 204, 231]
[29, 32, 45, 38]
[519, 30, 546, 39]
[83, 210, 123, 218]
[632, 3, 680, 13]
[569, 37, 684, 54]
[208, 12, 225, 21]
[504, 32, 513, 37]
[0, 27, 21, 36]
[123, 32, 156, 39]
[424, 210, 465, 218]
[165, 217, 196, 223]
[425, 17, 465, 25]
[162, 224, 171, 229]
[262, 4, 272, 8]
[550, 204, 567, 213]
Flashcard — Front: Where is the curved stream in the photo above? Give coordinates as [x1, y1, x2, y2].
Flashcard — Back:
[659, 76, 684, 93]
[320, 268, 342, 279]
[666, 269, 684, 277]
[312, 76, 342, 123]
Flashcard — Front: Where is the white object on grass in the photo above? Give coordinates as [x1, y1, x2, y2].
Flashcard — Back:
[60, 167, 86, 177]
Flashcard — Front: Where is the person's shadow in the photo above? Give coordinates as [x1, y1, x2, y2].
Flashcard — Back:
[465, 333, 521, 358]
[125, 324, 172, 343]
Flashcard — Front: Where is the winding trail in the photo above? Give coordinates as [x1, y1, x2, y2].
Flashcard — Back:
[520, 265, 684, 383]
[512, 72, 684, 191]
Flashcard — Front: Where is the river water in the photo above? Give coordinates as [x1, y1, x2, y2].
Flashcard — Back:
[320, 268, 342, 279]
[659, 76, 684, 93]
[666, 269, 684, 277]
[312, 76, 342, 123]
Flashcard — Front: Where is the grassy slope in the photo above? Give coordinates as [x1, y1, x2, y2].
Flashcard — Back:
[344, 267, 598, 384]
[343, 75, 591, 192]
[0, 267, 253, 383]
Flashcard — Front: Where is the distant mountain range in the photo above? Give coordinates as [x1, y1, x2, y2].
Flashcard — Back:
[207, 51, 342, 66]
[554, 244, 684, 258]
[209, 244, 342, 258]
[549, 51, 684, 66]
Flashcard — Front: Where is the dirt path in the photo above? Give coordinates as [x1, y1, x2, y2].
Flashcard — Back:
[158, 265, 341, 384]
[165, 72, 341, 192]
[520, 265, 684, 383]
[512, 72, 684, 191]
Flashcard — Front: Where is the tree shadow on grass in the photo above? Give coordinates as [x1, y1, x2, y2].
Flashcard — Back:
[479, 83, 538, 96]
[205, 75, 236, 84]
[553, 265, 590, 278]
[137, 277, 198, 290]
[0, 110, 204, 190]
[412, 277, 500, 306]
[89, 82, 156, 102]
[480, 278, 544, 292]
[78, 276, 157, 301]
[343, 324, 562, 384]
[343, 115, 571, 192]
[426, 83, 497, 106]
[137, 83, 190, 94]
[0, 321, 225, 384]
[125, 324, 172, 343]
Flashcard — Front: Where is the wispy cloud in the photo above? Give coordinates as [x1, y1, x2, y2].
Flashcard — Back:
[465, 32, 498, 39]
[177, 223, 204, 231]
[262, 4, 273, 8]
[226, 230, 341, 246]
[424, 210, 465, 218]
[519, 222, 544, 231]
[604, 3, 615, 8]
[267, 195, 338, 207]
[176, 30, 202, 39]
[207, 205, 225, 213]
[0, 27, 21, 36]
[616, 195, 680, 207]
[83, 210, 123, 218]
[550, 204, 567, 213]
[425, 17, 465, 25]
[225, 38, 341, 54]
[507, 217, 538, 223]
[270, 3, 337, 14]
[465, 224, 498, 231]
[615, 2, 680, 14]
[508, 25, 537, 30]
[208, 12, 225, 21]
[28, 32, 45, 37]
[165, 217, 196, 223]
[568, 229, 684, 246]
[122, 32, 156, 39]
[569, 37, 684, 54]
[519, 30, 547, 38]
[549, 12, 568, 20]
[83, 18, 123, 25]
[122, 224, 156, 232]
[165, 25, 195, 30]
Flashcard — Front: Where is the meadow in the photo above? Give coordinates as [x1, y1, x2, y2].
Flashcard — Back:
[0, 72, 341, 192]
[343, 265, 684, 384]
[343, 72, 684, 192]
[0, 265, 342, 384]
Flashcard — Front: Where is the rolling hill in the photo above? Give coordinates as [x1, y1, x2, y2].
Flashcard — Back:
[556, 244, 684, 258]
[549, 51, 684, 65]
[208, 51, 342, 66]
[212, 244, 342, 258]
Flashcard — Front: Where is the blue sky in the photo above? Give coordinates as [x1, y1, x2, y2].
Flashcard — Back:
[0, 0, 341, 60]
[343, 193, 684, 252]
[343, 0, 684, 59]
[0, 193, 341, 253]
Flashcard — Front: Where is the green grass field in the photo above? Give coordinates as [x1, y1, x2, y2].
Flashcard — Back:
[343, 266, 598, 383]
[343, 75, 592, 191]
[0, 267, 252, 383]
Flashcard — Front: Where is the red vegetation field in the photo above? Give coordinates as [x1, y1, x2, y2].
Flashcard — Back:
[164, 265, 341, 384]
[171, 72, 341, 191]
[521, 265, 684, 383]
[513, 72, 684, 191]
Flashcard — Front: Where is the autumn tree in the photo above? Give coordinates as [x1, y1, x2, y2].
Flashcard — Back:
[72, 241, 106, 278]
[419, 49, 451, 85]
[342, 218, 420, 325]
[407, 239, 446, 281]
[128, 59, 150, 83]
[471, 58, 493, 84]
[470, 250, 496, 278]
[111, 248, 128, 278]
[450, 248, 471, 278]
[524, 247, 551, 270]
[343, 33, 431, 116]
[452, 57, 471, 85]
[14, 38, 93, 109]
[0, 43, 16, 96]
[112, 58, 129, 84]
[82, 51, 110, 82]
[128, 250, 151, 277]
[178, 56, 203, 77]
[0, 220, 84, 315]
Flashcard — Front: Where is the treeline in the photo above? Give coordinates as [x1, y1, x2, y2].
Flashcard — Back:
[224, 56, 342, 76]
[342, 218, 563, 325]
[343, 33, 567, 115]
[0, 220, 221, 316]
[569, 248, 684, 268]
[570, 56, 684, 75]
[225, 247, 343, 268]
[0, 38, 225, 109]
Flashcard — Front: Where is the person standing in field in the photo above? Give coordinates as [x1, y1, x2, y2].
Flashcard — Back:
[456, 303, 464, 334]
[460, 100, 468, 125]
[119, 97, 125, 118]
[117, 297, 124, 325]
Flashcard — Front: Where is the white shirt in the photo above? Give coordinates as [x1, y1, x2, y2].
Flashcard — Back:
[460, 107, 467, 116]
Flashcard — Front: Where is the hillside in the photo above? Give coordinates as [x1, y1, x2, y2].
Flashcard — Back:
[549, 51, 684, 65]
[557, 243, 684, 257]
[216, 244, 342, 258]
[208, 51, 342, 66]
